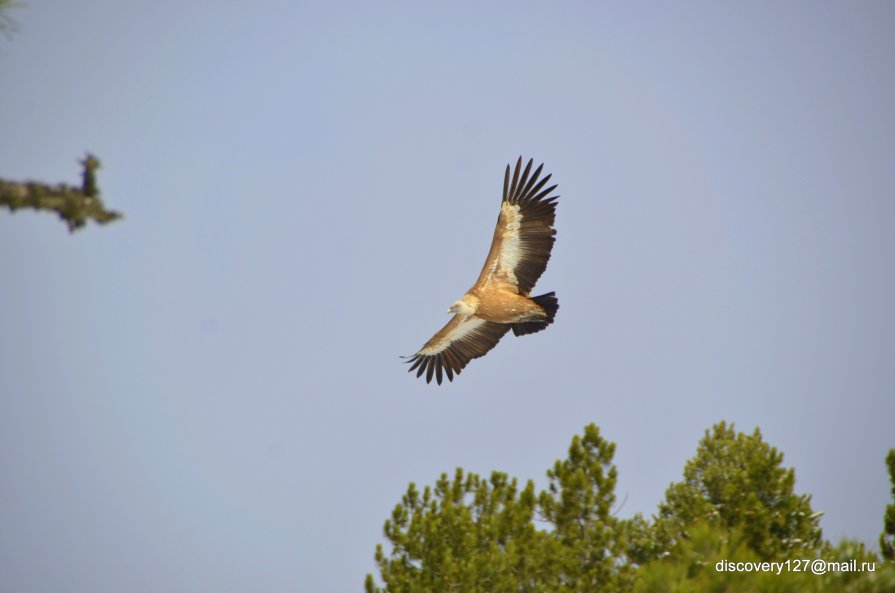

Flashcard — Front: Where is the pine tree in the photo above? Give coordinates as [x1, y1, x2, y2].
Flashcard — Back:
[653, 421, 822, 560]
[634, 524, 895, 593]
[365, 468, 549, 593]
[366, 424, 631, 593]
[881, 449, 895, 562]
[537, 423, 633, 593]
[366, 423, 895, 593]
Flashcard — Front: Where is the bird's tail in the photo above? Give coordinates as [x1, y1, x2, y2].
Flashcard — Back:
[512, 292, 559, 337]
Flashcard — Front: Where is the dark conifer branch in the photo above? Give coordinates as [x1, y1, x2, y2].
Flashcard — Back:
[0, 154, 122, 232]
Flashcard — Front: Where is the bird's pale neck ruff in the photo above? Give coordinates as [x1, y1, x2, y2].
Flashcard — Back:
[448, 296, 478, 316]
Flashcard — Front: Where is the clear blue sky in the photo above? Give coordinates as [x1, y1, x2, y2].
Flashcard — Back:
[2, 2, 894, 592]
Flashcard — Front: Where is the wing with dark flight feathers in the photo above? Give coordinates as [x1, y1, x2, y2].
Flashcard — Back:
[403, 315, 510, 385]
[475, 157, 559, 295]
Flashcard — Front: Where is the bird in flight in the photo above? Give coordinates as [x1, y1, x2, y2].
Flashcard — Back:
[404, 157, 560, 384]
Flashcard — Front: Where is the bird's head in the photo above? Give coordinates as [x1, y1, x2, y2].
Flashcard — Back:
[448, 299, 475, 316]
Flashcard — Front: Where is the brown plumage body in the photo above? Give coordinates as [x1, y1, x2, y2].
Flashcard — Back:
[404, 157, 560, 384]
[464, 286, 547, 324]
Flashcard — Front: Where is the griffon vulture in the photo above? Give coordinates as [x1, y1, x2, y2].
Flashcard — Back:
[404, 157, 560, 384]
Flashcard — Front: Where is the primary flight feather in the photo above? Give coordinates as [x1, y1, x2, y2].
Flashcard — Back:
[404, 157, 560, 384]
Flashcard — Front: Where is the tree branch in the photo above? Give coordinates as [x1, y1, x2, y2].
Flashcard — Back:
[0, 154, 122, 232]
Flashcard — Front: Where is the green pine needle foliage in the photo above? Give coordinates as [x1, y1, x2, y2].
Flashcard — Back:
[367, 422, 895, 593]
[881, 450, 895, 562]
[653, 422, 822, 561]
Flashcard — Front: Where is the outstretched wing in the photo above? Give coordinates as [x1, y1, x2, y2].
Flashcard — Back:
[475, 157, 559, 295]
[404, 315, 510, 384]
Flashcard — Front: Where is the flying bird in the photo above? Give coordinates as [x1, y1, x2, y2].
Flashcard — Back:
[404, 157, 560, 384]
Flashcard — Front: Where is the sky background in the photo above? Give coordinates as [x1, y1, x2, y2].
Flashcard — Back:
[2, 2, 894, 592]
